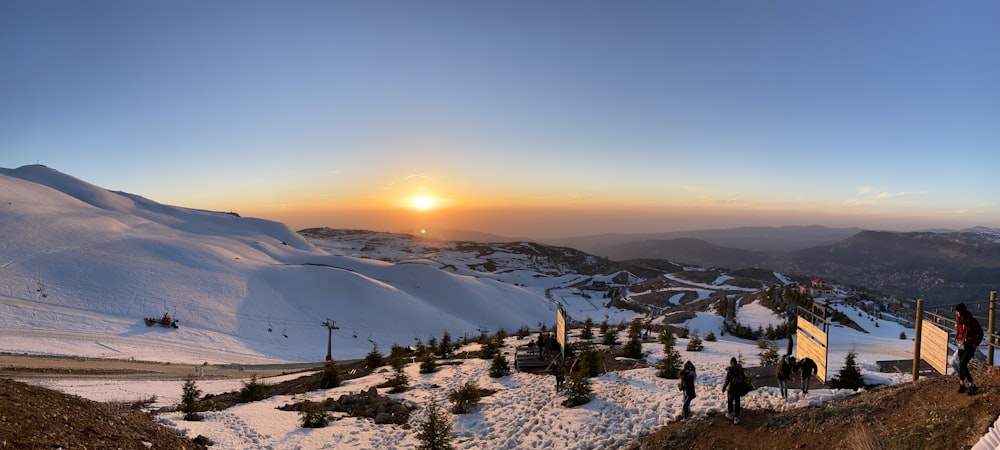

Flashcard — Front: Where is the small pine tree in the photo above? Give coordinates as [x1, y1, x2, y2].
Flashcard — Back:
[238, 374, 268, 403]
[439, 332, 453, 359]
[656, 338, 683, 379]
[705, 331, 717, 342]
[899, 331, 907, 340]
[759, 341, 779, 366]
[478, 337, 499, 359]
[686, 332, 704, 352]
[658, 329, 675, 346]
[181, 374, 202, 421]
[562, 371, 593, 407]
[299, 400, 328, 428]
[365, 343, 384, 369]
[601, 320, 617, 345]
[489, 352, 511, 378]
[677, 326, 690, 339]
[427, 336, 439, 356]
[447, 382, 482, 414]
[321, 360, 342, 389]
[516, 325, 531, 338]
[387, 352, 409, 393]
[582, 345, 602, 377]
[829, 347, 865, 390]
[420, 352, 439, 374]
[416, 400, 454, 450]
[389, 343, 408, 361]
[621, 321, 644, 359]
[580, 317, 594, 341]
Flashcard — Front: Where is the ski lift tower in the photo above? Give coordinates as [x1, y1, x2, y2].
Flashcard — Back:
[322, 318, 339, 361]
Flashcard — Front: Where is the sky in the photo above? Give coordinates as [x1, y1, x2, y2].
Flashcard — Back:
[2, 1, 999, 239]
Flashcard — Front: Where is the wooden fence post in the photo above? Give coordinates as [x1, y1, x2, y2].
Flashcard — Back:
[989, 291, 997, 366]
[913, 299, 923, 382]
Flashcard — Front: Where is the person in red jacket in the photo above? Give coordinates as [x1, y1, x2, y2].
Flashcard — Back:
[955, 303, 984, 395]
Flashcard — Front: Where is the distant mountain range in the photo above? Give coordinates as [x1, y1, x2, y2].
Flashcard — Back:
[541, 227, 1000, 306]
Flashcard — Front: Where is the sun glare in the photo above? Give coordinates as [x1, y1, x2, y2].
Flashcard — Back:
[413, 196, 434, 210]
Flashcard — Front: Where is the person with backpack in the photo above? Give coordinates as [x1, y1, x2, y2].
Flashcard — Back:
[955, 303, 984, 395]
[678, 360, 697, 420]
[798, 357, 818, 395]
[722, 357, 745, 424]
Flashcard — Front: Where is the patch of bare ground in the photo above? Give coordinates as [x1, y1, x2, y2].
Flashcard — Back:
[0, 377, 207, 449]
[627, 366, 1000, 450]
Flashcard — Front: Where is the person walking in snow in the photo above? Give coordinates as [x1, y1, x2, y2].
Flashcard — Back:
[798, 357, 818, 394]
[955, 303, 984, 395]
[776, 354, 794, 400]
[722, 357, 745, 424]
[552, 359, 566, 391]
[678, 360, 697, 420]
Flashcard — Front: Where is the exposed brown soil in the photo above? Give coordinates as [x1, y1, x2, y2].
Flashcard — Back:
[0, 377, 207, 450]
[628, 366, 1000, 450]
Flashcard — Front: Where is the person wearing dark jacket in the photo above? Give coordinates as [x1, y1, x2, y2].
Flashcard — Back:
[722, 357, 745, 424]
[955, 303, 984, 395]
[678, 360, 697, 420]
[798, 357, 818, 394]
[776, 355, 795, 400]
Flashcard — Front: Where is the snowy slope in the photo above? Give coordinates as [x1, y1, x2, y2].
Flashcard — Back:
[0, 165, 556, 363]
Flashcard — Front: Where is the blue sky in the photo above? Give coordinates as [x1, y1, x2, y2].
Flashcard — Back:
[2, 1, 998, 238]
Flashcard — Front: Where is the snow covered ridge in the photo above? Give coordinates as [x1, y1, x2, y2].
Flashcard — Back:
[1, 164, 790, 364]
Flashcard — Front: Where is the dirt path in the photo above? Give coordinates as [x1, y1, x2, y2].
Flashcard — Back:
[0, 353, 324, 380]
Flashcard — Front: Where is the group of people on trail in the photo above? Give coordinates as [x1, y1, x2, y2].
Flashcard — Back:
[664, 302, 987, 426]
[775, 354, 819, 399]
[676, 353, 820, 425]
[677, 357, 751, 424]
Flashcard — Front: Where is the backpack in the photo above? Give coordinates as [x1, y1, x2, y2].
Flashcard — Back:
[728, 366, 745, 394]
[968, 317, 984, 347]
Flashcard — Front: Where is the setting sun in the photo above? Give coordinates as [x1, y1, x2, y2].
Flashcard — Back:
[412, 196, 434, 210]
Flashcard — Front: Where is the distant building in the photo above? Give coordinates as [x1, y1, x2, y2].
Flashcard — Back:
[800, 278, 835, 298]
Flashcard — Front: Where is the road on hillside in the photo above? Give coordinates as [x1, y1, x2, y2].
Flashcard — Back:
[0, 353, 327, 380]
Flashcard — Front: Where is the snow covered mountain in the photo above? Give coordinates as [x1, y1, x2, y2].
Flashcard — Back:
[0, 165, 567, 363]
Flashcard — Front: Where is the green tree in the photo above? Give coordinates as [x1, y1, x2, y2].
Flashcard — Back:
[580, 317, 594, 341]
[621, 322, 644, 360]
[321, 360, 342, 389]
[238, 374, 268, 403]
[365, 342, 384, 369]
[180, 374, 202, 421]
[759, 341, 779, 366]
[478, 337, 499, 359]
[416, 400, 454, 450]
[439, 332, 454, 359]
[601, 319, 617, 346]
[387, 351, 409, 393]
[685, 331, 704, 352]
[656, 336, 683, 379]
[420, 352, 439, 374]
[489, 352, 511, 378]
[581, 344, 602, 377]
[562, 371, 593, 407]
[299, 400, 328, 428]
[829, 347, 865, 390]
[705, 331, 717, 342]
[447, 382, 482, 414]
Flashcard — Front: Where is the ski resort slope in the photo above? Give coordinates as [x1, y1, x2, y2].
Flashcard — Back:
[0, 165, 558, 363]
